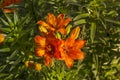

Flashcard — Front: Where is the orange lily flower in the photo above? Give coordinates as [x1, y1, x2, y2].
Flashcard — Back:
[34, 32, 62, 66]
[0, 34, 5, 43]
[1, 0, 21, 13]
[37, 13, 71, 34]
[59, 27, 85, 68]
[35, 63, 41, 71]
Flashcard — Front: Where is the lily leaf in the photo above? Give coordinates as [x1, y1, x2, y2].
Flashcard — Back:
[90, 22, 96, 43]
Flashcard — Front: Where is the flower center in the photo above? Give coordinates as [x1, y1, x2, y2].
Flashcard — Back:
[46, 44, 55, 54]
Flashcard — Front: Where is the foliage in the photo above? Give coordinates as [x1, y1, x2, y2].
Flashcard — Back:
[0, 0, 120, 80]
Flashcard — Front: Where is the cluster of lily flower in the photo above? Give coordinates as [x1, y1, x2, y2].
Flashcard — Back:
[0, 0, 85, 70]
[34, 13, 86, 68]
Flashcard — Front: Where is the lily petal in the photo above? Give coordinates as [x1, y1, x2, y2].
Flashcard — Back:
[35, 47, 45, 57]
[64, 54, 74, 68]
[3, 8, 15, 13]
[63, 18, 71, 27]
[0, 34, 5, 43]
[57, 18, 71, 28]
[57, 14, 71, 28]
[74, 40, 86, 49]
[46, 13, 57, 27]
[34, 35, 46, 47]
[57, 14, 65, 22]
[57, 28, 66, 34]
[44, 54, 52, 66]
[69, 49, 85, 60]
[37, 20, 55, 31]
[65, 36, 75, 48]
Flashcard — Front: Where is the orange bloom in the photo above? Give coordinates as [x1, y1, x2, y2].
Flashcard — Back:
[0, 34, 5, 43]
[37, 13, 71, 34]
[35, 63, 41, 71]
[34, 32, 61, 66]
[1, 0, 21, 13]
[59, 27, 85, 68]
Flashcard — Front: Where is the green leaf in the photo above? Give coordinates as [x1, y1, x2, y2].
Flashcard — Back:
[7, 49, 18, 60]
[0, 48, 10, 52]
[73, 19, 86, 26]
[107, 10, 118, 17]
[18, 13, 31, 26]
[0, 18, 9, 26]
[90, 22, 96, 43]
[105, 69, 116, 77]
[73, 13, 90, 21]
[105, 18, 120, 25]
[0, 65, 7, 72]
[0, 28, 11, 33]
[99, 37, 107, 45]
[0, 73, 9, 78]
[4, 14, 14, 27]
[14, 12, 19, 25]
[4, 74, 13, 80]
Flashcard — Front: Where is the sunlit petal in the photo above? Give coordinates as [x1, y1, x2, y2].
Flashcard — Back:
[57, 18, 71, 28]
[65, 36, 75, 48]
[37, 20, 55, 31]
[74, 40, 86, 49]
[46, 13, 57, 27]
[57, 28, 66, 34]
[38, 26, 48, 34]
[35, 47, 45, 57]
[69, 50, 85, 60]
[64, 54, 74, 68]
[34, 35, 46, 47]
[63, 18, 71, 27]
